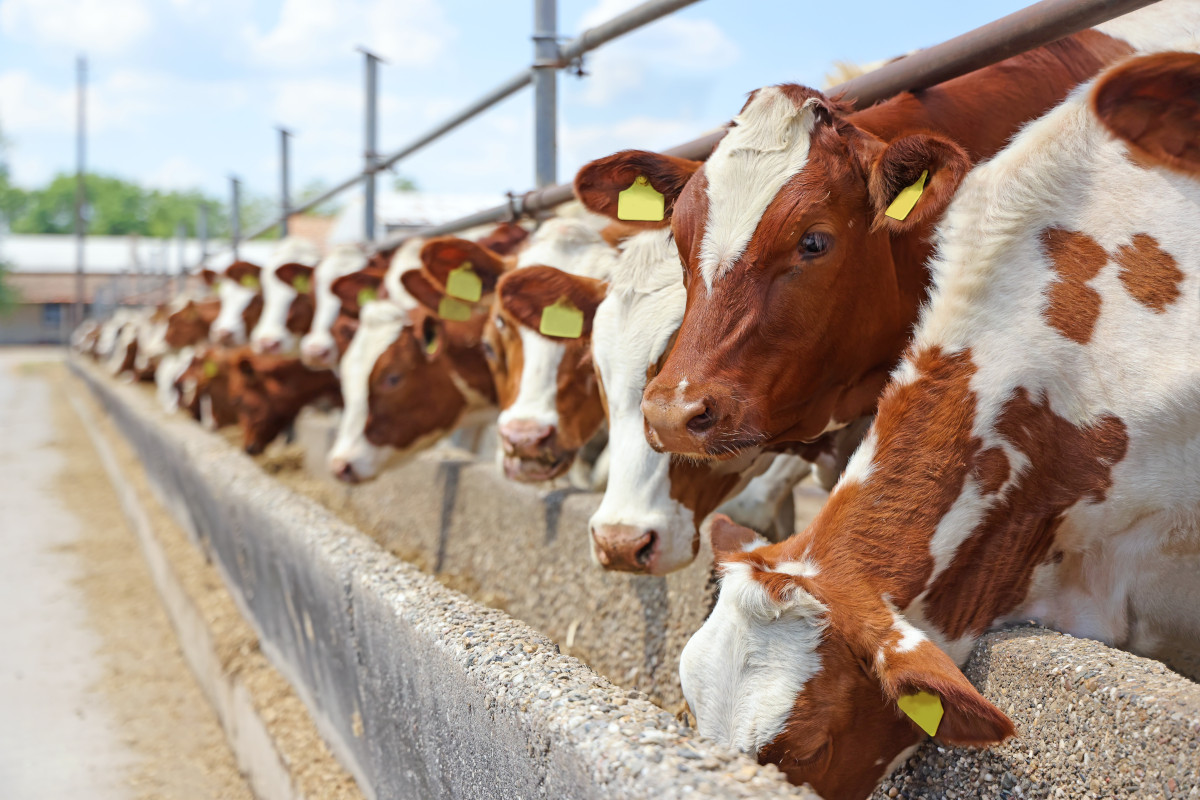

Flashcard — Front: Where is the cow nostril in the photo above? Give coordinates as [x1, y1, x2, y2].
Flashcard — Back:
[636, 531, 658, 567]
[686, 403, 719, 435]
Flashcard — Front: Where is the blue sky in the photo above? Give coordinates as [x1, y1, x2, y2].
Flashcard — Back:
[0, 0, 1030, 203]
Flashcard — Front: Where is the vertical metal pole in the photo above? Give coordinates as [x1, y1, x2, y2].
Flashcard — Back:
[198, 203, 209, 265]
[360, 48, 382, 242]
[230, 176, 242, 260]
[278, 127, 292, 237]
[533, 0, 558, 188]
[73, 56, 87, 329]
[175, 221, 186, 295]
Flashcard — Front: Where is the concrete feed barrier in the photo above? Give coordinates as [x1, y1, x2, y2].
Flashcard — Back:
[70, 358, 813, 800]
[72, 358, 1200, 800]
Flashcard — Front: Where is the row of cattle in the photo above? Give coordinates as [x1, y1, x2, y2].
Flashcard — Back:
[76, 4, 1200, 797]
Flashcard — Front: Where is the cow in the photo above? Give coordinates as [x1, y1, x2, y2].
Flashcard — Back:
[227, 350, 342, 455]
[249, 237, 322, 356]
[326, 223, 527, 482]
[209, 261, 265, 346]
[575, 10, 1178, 461]
[296, 243, 371, 370]
[175, 345, 239, 430]
[416, 212, 611, 482]
[679, 47, 1200, 800]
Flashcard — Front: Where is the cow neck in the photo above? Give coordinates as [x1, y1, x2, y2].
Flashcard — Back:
[770, 345, 1128, 650]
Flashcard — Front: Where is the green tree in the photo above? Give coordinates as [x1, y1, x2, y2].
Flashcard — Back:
[393, 174, 418, 192]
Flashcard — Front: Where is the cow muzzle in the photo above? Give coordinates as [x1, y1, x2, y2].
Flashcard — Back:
[591, 523, 662, 573]
[641, 382, 739, 458]
[499, 419, 573, 482]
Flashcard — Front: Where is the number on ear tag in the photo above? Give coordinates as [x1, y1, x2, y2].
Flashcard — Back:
[445, 262, 483, 302]
[539, 297, 584, 339]
[438, 296, 472, 322]
[884, 170, 929, 221]
[239, 274, 260, 289]
[292, 274, 311, 293]
[617, 175, 665, 222]
[356, 288, 377, 308]
[897, 690, 943, 737]
[203, 360, 219, 379]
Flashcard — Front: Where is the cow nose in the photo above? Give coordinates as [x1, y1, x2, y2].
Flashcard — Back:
[330, 458, 359, 484]
[499, 420, 556, 456]
[641, 391, 723, 455]
[214, 329, 236, 347]
[591, 524, 659, 573]
[258, 338, 282, 355]
[302, 345, 335, 369]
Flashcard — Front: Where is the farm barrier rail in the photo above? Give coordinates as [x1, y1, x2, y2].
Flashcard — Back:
[70, 357, 1200, 800]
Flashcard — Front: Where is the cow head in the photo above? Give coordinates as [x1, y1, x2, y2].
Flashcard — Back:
[580, 85, 969, 459]
[175, 345, 239, 429]
[253, 262, 316, 355]
[228, 350, 340, 455]
[681, 523, 1013, 800]
[298, 244, 370, 370]
[211, 261, 264, 346]
[166, 297, 220, 349]
[324, 265, 387, 366]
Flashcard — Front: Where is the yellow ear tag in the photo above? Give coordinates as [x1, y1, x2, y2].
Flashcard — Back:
[617, 175, 665, 222]
[356, 287, 377, 308]
[424, 333, 439, 355]
[897, 690, 943, 737]
[884, 170, 929, 221]
[203, 360, 219, 379]
[539, 297, 584, 339]
[239, 274, 260, 290]
[438, 296, 472, 322]
[445, 262, 483, 302]
[292, 274, 311, 293]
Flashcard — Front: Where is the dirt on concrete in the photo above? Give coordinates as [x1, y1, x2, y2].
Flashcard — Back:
[73, 368, 364, 800]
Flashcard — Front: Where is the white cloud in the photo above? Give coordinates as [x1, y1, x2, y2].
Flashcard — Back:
[244, 0, 454, 70]
[0, 0, 151, 55]
[561, 114, 703, 171]
[574, 0, 739, 107]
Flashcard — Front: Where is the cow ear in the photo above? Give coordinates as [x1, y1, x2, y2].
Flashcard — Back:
[574, 150, 701, 227]
[1092, 51, 1200, 177]
[420, 237, 510, 296]
[200, 269, 218, 287]
[497, 266, 606, 340]
[875, 637, 1015, 747]
[707, 513, 769, 561]
[225, 261, 263, 289]
[868, 133, 970, 234]
[331, 270, 384, 315]
[475, 221, 531, 256]
[275, 263, 315, 293]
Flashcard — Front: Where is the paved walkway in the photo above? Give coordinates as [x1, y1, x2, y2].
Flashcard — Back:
[0, 347, 134, 800]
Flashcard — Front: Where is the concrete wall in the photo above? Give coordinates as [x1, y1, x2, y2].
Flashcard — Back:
[0, 304, 68, 345]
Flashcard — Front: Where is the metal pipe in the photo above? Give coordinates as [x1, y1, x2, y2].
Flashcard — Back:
[230, 176, 242, 260]
[533, 0, 558, 188]
[388, 0, 1160, 245]
[74, 56, 86, 328]
[361, 49, 383, 242]
[237, 0, 703, 241]
[279, 127, 292, 237]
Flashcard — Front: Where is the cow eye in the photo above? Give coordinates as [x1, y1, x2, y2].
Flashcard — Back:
[798, 231, 832, 258]
[482, 340, 497, 361]
[383, 372, 402, 389]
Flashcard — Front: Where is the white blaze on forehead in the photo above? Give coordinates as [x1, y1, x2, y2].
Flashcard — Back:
[700, 87, 823, 290]
[499, 327, 565, 428]
[328, 299, 407, 477]
[251, 237, 321, 352]
[680, 560, 828, 754]
[302, 244, 369, 357]
[383, 238, 424, 313]
[211, 279, 258, 343]
[517, 217, 615, 279]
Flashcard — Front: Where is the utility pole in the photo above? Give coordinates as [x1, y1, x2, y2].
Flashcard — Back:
[230, 176, 242, 261]
[279, 127, 292, 237]
[532, 0, 558, 188]
[359, 48, 383, 242]
[73, 56, 87, 329]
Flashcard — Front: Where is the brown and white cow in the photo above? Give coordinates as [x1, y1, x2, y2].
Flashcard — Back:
[680, 48, 1200, 800]
[248, 237, 322, 356]
[580, 15, 1171, 460]
[210, 261, 265, 346]
[296, 243, 371, 370]
[175, 345, 240, 429]
[227, 349, 342, 455]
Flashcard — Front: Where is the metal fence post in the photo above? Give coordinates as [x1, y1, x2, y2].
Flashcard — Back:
[230, 176, 242, 261]
[279, 127, 292, 237]
[74, 55, 87, 328]
[360, 49, 383, 242]
[533, 0, 558, 188]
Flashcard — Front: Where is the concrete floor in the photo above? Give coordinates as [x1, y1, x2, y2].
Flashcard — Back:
[0, 347, 135, 800]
